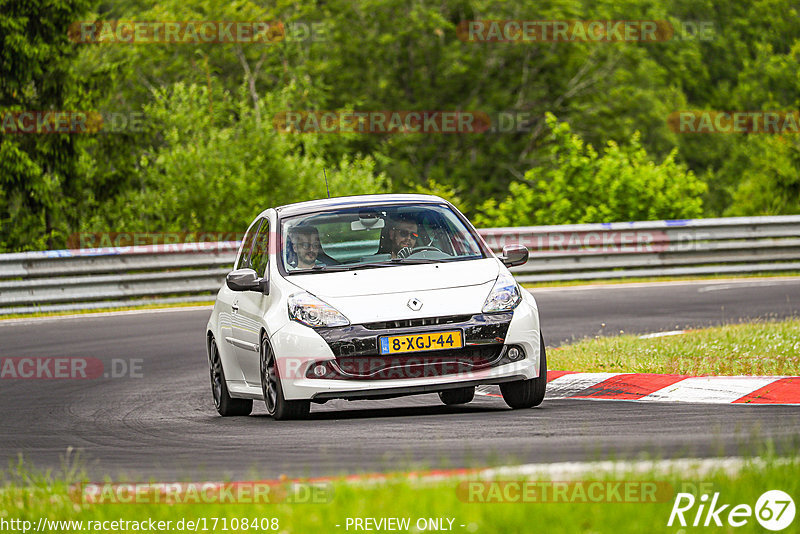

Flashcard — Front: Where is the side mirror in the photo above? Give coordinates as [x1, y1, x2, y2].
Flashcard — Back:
[500, 244, 529, 267]
[226, 268, 268, 293]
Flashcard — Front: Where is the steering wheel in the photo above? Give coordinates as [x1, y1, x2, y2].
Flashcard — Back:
[409, 246, 441, 254]
[397, 245, 443, 259]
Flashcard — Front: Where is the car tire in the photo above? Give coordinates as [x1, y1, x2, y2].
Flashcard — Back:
[209, 337, 253, 416]
[500, 333, 547, 409]
[260, 334, 310, 421]
[438, 386, 475, 405]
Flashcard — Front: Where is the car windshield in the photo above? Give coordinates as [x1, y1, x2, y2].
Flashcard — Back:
[280, 203, 485, 273]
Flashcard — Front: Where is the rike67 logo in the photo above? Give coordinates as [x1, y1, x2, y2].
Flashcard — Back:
[668, 490, 795, 531]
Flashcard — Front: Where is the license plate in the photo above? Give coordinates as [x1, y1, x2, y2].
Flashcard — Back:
[379, 330, 463, 355]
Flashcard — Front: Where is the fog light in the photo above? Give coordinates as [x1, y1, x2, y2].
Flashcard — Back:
[507, 347, 523, 361]
[313, 364, 328, 377]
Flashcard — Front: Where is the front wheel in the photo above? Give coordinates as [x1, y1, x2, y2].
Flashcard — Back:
[209, 337, 253, 416]
[500, 333, 547, 409]
[260, 334, 310, 420]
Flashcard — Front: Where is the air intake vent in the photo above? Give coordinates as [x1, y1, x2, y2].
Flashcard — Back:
[362, 315, 473, 330]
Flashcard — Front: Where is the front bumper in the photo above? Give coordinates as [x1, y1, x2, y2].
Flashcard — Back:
[310, 312, 512, 380]
[270, 301, 541, 401]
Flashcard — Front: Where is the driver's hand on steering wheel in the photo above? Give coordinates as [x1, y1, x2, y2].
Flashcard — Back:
[397, 246, 414, 259]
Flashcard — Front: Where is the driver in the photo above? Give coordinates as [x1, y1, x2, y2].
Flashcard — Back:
[389, 216, 419, 259]
[288, 225, 323, 270]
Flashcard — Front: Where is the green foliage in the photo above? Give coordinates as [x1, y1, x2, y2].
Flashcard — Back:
[81, 83, 388, 233]
[0, 0, 96, 250]
[724, 135, 800, 216]
[411, 179, 469, 214]
[2, 0, 800, 252]
[475, 114, 706, 227]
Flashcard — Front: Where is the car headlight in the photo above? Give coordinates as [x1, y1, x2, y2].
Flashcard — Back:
[288, 291, 350, 328]
[482, 272, 522, 313]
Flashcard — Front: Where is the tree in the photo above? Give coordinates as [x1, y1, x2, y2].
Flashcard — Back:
[0, 0, 96, 250]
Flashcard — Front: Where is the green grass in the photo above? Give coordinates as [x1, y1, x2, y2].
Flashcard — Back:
[2, 450, 799, 533]
[549, 318, 800, 375]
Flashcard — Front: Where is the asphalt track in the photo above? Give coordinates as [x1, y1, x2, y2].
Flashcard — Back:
[1, 278, 798, 480]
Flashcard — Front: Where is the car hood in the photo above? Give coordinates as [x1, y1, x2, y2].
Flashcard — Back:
[285, 258, 501, 324]
[289, 258, 500, 298]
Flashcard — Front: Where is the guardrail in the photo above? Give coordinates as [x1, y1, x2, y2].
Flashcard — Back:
[1, 216, 799, 315]
[482, 215, 800, 283]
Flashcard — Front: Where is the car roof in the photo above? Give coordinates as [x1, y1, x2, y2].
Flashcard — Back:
[274, 194, 449, 217]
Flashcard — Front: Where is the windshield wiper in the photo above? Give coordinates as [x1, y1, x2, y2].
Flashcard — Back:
[348, 262, 403, 269]
[431, 256, 482, 262]
[288, 264, 351, 273]
[388, 257, 440, 264]
[289, 262, 400, 273]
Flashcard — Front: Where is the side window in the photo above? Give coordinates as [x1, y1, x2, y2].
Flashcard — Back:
[236, 218, 264, 270]
[249, 219, 270, 277]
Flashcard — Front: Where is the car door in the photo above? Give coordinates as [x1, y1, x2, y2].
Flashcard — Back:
[218, 216, 262, 382]
[231, 216, 272, 386]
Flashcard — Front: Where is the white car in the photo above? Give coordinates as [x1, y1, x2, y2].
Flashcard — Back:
[206, 194, 546, 419]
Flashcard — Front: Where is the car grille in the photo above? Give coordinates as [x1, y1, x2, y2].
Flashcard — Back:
[330, 344, 504, 380]
[362, 314, 473, 330]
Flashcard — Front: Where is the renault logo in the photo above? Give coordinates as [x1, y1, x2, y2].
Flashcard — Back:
[407, 298, 423, 311]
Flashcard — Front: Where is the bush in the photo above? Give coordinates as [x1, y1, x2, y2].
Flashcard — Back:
[475, 113, 706, 228]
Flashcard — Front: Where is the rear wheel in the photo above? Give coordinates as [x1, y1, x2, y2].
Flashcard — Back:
[500, 333, 547, 409]
[260, 334, 310, 420]
[209, 337, 253, 416]
[438, 386, 475, 405]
